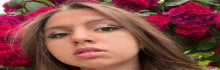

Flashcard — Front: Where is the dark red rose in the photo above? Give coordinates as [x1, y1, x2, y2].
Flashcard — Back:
[218, 40, 220, 46]
[177, 3, 210, 15]
[167, 3, 213, 24]
[216, 23, 220, 31]
[174, 23, 211, 41]
[215, 47, 220, 53]
[188, 31, 212, 41]
[202, 12, 220, 25]
[144, 0, 158, 9]
[3, 2, 22, 14]
[144, 14, 169, 31]
[207, 62, 217, 67]
[112, 0, 150, 12]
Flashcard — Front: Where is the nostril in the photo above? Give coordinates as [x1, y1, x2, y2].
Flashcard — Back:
[85, 40, 92, 42]
[74, 42, 78, 44]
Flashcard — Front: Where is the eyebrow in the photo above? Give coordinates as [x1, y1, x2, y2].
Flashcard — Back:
[44, 18, 114, 32]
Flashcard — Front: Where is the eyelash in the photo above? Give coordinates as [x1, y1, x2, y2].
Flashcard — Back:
[47, 26, 123, 38]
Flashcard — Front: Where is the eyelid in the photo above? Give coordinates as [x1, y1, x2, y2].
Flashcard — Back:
[48, 32, 71, 38]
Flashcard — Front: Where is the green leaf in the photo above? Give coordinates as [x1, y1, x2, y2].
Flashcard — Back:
[157, 3, 166, 11]
[36, 0, 56, 7]
[138, 10, 149, 13]
[198, 0, 220, 5]
[102, 0, 114, 4]
[197, 37, 218, 50]
[166, 0, 190, 6]
[11, 8, 27, 15]
[98, 0, 105, 2]
[11, 10, 23, 15]
[8, 0, 24, 7]
[205, 53, 220, 61]
[217, 62, 220, 69]
[197, 1, 210, 7]
[25, 2, 48, 12]
[134, 12, 156, 18]
[198, 60, 212, 66]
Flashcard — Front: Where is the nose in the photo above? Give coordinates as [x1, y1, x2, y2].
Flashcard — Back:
[71, 29, 95, 45]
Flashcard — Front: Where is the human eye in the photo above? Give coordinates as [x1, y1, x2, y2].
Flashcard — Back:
[48, 32, 71, 38]
[94, 25, 123, 32]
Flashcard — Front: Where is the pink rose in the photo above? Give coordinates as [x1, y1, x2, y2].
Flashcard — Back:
[0, 15, 25, 25]
[144, 0, 158, 9]
[215, 47, 220, 53]
[144, 14, 169, 31]
[0, 23, 33, 67]
[3, 2, 21, 14]
[174, 23, 211, 41]
[26, 7, 56, 19]
[207, 62, 217, 67]
[112, 0, 150, 12]
[0, 23, 22, 40]
[202, 12, 220, 25]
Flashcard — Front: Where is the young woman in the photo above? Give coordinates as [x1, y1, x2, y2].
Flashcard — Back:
[11, 2, 204, 70]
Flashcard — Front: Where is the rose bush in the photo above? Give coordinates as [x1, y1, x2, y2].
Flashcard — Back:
[0, 0, 220, 69]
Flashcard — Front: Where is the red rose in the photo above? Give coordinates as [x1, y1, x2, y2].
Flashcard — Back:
[202, 12, 220, 25]
[2, 46, 33, 67]
[112, 0, 149, 12]
[0, 23, 22, 40]
[207, 62, 217, 67]
[0, 15, 25, 25]
[215, 47, 220, 53]
[0, 23, 32, 67]
[26, 7, 56, 19]
[174, 23, 211, 41]
[167, 3, 214, 24]
[216, 23, 220, 31]
[144, 0, 158, 9]
[144, 14, 169, 31]
[177, 3, 211, 15]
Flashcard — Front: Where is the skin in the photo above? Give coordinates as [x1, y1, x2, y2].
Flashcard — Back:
[44, 9, 141, 70]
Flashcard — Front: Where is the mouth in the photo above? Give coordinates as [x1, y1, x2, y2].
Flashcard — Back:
[74, 47, 105, 58]
[74, 47, 105, 55]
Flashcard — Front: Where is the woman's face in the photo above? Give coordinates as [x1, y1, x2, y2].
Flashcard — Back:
[44, 9, 140, 69]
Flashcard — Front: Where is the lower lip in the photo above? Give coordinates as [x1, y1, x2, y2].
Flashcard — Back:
[75, 52, 104, 58]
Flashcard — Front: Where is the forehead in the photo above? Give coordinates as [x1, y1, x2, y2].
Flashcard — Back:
[44, 9, 109, 28]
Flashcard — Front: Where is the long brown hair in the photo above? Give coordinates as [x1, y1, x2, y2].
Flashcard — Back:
[9, 2, 203, 70]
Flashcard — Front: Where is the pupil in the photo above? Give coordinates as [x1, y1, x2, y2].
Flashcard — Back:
[59, 33, 67, 36]
[102, 27, 110, 31]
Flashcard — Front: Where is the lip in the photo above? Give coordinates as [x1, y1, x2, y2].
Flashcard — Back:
[74, 47, 105, 55]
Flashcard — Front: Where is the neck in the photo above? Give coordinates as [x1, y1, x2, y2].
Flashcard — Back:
[80, 55, 141, 70]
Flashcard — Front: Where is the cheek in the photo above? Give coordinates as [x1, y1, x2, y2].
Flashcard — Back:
[45, 39, 74, 59]
[103, 31, 140, 57]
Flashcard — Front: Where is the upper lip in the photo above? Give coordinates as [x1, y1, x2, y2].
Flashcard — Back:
[74, 47, 105, 55]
